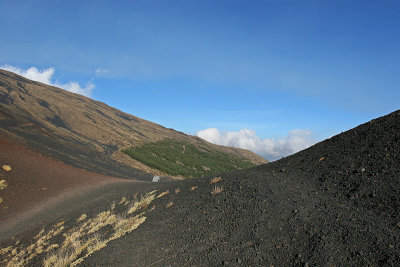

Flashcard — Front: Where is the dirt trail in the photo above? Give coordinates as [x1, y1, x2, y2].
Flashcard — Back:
[0, 138, 134, 229]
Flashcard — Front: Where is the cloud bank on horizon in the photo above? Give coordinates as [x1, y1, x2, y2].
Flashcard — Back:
[197, 128, 315, 161]
[0, 65, 94, 97]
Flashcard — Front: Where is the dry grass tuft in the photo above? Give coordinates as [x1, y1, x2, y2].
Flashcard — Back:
[112, 213, 146, 240]
[77, 214, 87, 223]
[2, 165, 11, 172]
[34, 229, 45, 240]
[85, 234, 107, 255]
[157, 190, 169, 199]
[166, 201, 174, 208]
[209, 177, 222, 184]
[190, 186, 198, 191]
[1, 190, 160, 266]
[4, 221, 65, 266]
[211, 185, 223, 195]
[0, 180, 7, 190]
[174, 188, 180, 194]
[0, 246, 13, 255]
[85, 211, 117, 234]
[118, 197, 127, 205]
[128, 190, 157, 215]
[55, 221, 65, 228]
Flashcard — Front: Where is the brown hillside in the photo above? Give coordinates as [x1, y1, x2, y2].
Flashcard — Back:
[0, 136, 130, 227]
[0, 70, 266, 179]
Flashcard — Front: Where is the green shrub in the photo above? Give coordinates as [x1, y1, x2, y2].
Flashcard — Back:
[122, 139, 254, 178]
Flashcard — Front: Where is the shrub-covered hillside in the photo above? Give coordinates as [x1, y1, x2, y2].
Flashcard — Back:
[123, 139, 255, 178]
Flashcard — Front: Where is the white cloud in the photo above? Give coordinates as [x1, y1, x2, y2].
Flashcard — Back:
[0, 65, 94, 97]
[197, 128, 316, 161]
[95, 68, 109, 74]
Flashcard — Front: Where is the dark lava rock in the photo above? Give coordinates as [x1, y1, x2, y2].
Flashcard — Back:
[7, 110, 399, 267]
[79, 110, 400, 266]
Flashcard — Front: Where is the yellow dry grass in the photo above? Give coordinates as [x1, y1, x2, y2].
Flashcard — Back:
[0, 190, 159, 266]
[2, 165, 11, 172]
[209, 177, 222, 184]
[4, 221, 65, 266]
[0, 246, 13, 255]
[211, 185, 223, 195]
[174, 188, 180, 194]
[118, 197, 127, 205]
[76, 214, 87, 223]
[127, 190, 157, 215]
[166, 201, 174, 208]
[156, 190, 169, 199]
[0, 179, 7, 190]
[190, 186, 198, 191]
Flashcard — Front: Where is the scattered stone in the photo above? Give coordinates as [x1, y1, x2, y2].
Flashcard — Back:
[2, 165, 11, 172]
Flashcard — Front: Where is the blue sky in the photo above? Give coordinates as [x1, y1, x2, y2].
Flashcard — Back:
[1, 0, 399, 160]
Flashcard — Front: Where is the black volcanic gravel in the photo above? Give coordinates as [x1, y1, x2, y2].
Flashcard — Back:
[81, 110, 400, 266]
[2, 110, 400, 266]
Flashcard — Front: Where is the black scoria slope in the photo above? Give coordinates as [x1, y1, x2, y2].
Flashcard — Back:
[81, 110, 400, 266]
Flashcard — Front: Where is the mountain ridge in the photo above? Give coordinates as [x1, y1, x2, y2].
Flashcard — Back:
[0, 69, 267, 179]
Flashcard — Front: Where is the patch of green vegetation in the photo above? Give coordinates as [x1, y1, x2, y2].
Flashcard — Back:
[123, 139, 255, 178]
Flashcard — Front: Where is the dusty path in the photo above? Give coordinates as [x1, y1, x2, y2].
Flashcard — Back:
[0, 138, 133, 225]
[0, 181, 152, 243]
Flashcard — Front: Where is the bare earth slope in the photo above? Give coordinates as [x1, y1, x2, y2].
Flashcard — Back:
[0, 69, 266, 180]
[0, 135, 133, 238]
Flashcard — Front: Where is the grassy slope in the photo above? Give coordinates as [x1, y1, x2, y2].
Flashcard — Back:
[123, 139, 255, 178]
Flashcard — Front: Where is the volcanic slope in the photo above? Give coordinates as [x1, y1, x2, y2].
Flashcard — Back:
[80, 110, 400, 266]
[0, 69, 266, 180]
[2, 110, 398, 266]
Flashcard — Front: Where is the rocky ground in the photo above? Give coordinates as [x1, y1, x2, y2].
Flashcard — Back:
[1, 110, 399, 266]
[82, 110, 400, 266]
